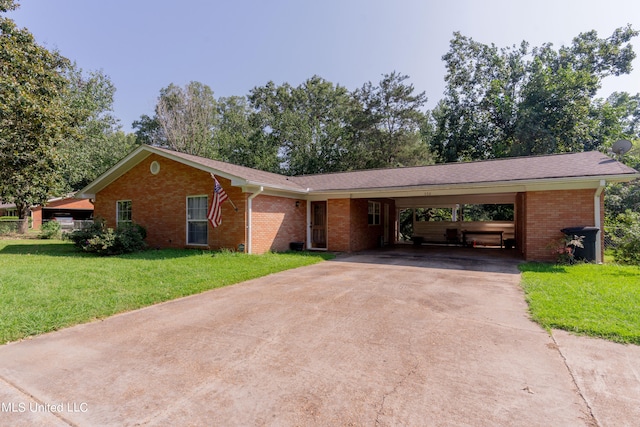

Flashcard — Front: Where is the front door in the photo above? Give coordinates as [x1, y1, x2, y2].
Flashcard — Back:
[311, 201, 327, 249]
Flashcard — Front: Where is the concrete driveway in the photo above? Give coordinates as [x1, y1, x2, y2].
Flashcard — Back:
[0, 248, 637, 426]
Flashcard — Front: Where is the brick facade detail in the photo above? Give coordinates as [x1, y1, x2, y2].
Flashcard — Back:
[327, 198, 395, 252]
[521, 189, 603, 262]
[94, 154, 245, 250]
[250, 195, 306, 253]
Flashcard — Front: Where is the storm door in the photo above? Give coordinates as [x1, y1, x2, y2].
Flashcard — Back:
[311, 201, 327, 249]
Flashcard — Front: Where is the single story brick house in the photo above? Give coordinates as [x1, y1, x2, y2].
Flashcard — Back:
[77, 145, 638, 262]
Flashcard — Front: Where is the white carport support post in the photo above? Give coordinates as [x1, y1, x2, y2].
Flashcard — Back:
[246, 186, 264, 254]
[594, 180, 605, 264]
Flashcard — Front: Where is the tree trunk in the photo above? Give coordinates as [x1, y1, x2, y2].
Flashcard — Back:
[16, 202, 30, 234]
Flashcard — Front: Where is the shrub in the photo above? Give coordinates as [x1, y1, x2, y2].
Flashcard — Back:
[69, 219, 147, 256]
[0, 217, 20, 235]
[39, 220, 61, 239]
[611, 210, 640, 265]
[0, 222, 13, 234]
[549, 234, 584, 265]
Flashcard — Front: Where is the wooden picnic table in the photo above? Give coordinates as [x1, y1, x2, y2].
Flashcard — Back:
[462, 230, 504, 248]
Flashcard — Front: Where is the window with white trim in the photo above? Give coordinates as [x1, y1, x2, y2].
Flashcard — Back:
[116, 200, 132, 226]
[368, 201, 381, 225]
[187, 195, 208, 245]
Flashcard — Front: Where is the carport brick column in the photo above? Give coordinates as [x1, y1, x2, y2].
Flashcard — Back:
[525, 189, 597, 261]
[327, 199, 351, 252]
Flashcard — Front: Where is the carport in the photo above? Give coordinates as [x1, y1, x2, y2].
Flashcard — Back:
[393, 192, 516, 249]
[298, 151, 639, 262]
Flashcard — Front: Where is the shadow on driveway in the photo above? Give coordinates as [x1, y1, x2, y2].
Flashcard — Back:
[332, 244, 523, 274]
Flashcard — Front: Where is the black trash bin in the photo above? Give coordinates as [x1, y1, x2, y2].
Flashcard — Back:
[560, 226, 599, 262]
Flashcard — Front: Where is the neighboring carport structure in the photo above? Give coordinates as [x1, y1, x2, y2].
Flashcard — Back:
[295, 151, 639, 262]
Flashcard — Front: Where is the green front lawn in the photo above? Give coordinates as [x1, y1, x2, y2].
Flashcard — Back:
[520, 262, 640, 344]
[0, 239, 333, 344]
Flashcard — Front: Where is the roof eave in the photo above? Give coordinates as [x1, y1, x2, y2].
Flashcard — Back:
[76, 145, 310, 199]
[305, 174, 639, 199]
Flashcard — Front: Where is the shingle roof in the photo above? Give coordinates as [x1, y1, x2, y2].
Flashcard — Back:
[152, 147, 307, 191]
[291, 151, 638, 191]
[79, 145, 639, 198]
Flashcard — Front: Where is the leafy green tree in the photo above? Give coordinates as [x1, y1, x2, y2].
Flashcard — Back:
[249, 76, 356, 175]
[352, 71, 432, 169]
[431, 27, 638, 162]
[605, 140, 640, 217]
[214, 95, 280, 172]
[132, 113, 163, 146]
[57, 65, 138, 191]
[0, 1, 78, 231]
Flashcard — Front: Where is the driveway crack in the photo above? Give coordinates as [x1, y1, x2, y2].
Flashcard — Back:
[550, 331, 600, 427]
[0, 374, 76, 426]
[375, 360, 419, 426]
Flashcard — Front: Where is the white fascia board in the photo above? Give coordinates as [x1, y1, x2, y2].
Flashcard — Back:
[303, 176, 634, 200]
[242, 188, 306, 199]
[243, 181, 309, 195]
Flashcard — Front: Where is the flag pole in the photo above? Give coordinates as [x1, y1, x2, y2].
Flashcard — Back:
[211, 173, 238, 211]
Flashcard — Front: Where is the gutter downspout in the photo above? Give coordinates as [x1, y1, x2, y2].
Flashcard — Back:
[246, 186, 264, 254]
[594, 180, 605, 264]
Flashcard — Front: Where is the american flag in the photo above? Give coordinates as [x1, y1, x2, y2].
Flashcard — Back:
[208, 176, 229, 228]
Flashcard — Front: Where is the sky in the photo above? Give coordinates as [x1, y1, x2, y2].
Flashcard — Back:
[8, 0, 640, 132]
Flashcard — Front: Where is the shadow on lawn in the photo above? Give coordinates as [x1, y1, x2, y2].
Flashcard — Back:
[0, 242, 81, 257]
[0, 243, 210, 259]
[0, 242, 334, 261]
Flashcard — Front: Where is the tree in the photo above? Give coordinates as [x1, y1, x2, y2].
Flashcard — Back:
[352, 71, 432, 169]
[249, 76, 356, 175]
[213, 96, 280, 172]
[132, 113, 163, 146]
[57, 65, 138, 191]
[134, 81, 218, 157]
[605, 139, 640, 218]
[155, 82, 217, 157]
[431, 27, 638, 162]
[0, 1, 78, 231]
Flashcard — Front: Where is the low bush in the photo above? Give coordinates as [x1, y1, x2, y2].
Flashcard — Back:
[39, 220, 61, 239]
[0, 222, 15, 235]
[68, 219, 147, 255]
[610, 210, 640, 265]
[0, 217, 21, 235]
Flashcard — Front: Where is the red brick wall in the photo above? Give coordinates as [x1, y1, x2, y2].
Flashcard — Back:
[94, 154, 245, 250]
[523, 189, 600, 261]
[47, 198, 94, 210]
[327, 199, 351, 252]
[250, 195, 307, 253]
[327, 198, 395, 252]
[350, 199, 389, 252]
[31, 208, 42, 229]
